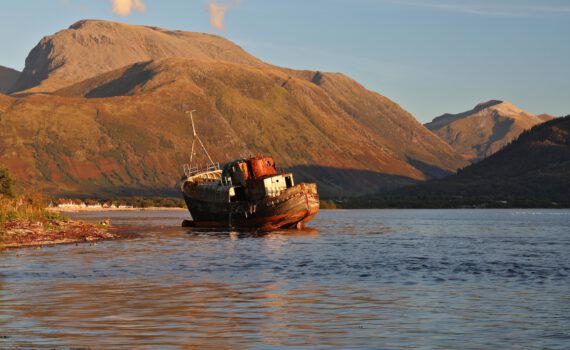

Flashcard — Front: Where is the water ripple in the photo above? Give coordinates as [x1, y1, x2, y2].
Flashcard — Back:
[0, 209, 569, 349]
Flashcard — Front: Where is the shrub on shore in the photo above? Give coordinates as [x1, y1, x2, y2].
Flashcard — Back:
[0, 167, 14, 198]
[1, 168, 64, 241]
[1, 194, 63, 224]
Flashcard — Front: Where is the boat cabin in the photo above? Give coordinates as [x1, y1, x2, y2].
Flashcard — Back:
[223, 156, 295, 200]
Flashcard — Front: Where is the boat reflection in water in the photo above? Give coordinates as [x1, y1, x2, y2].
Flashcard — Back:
[183, 226, 321, 240]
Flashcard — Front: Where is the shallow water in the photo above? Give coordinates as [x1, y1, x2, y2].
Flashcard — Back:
[1, 209, 569, 349]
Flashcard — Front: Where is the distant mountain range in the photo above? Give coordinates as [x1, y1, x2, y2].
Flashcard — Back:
[0, 65, 20, 93]
[393, 116, 570, 206]
[426, 100, 555, 163]
[0, 20, 467, 198]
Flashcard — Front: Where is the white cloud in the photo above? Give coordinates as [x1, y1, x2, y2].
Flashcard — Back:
[207, 0, 240, 30]
[112, 0, 146, 17]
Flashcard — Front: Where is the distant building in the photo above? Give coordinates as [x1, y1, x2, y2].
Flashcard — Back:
[55, 199, 103, 209]
[56, 200, 86, 208]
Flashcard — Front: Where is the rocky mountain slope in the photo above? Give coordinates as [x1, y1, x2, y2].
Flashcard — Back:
[0, 65, 20, 93]
[9, 19, 262, 95]
[0, 20, 467, 198]
[399, 116, 570, 205]
[426, 100, 555, 162]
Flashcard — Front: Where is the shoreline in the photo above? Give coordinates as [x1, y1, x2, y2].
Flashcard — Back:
[49, 206, 186, 213]
[1, 219, 119, 249]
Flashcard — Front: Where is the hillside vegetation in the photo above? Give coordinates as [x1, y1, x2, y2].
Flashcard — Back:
[1, 168, 61, 238]
[363, 116, 570, 207]
[0, 20, 468, 198]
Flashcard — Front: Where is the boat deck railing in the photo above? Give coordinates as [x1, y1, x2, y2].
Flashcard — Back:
[183, 162, 221, 178]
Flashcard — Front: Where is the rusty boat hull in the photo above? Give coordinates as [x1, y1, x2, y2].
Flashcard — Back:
[181, 156, 319, 231]
[183, 182, 319, 231]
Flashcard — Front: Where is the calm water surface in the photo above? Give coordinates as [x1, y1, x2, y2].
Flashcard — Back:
[1, 209, 569, 349]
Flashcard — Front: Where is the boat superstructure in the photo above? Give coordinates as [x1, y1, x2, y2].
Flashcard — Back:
[179, 111, 319, 230]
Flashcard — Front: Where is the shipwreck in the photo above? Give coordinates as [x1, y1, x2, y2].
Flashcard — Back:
[180, 111, 319, 231]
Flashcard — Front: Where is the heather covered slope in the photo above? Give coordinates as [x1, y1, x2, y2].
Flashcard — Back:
[0, 65, 20, 93]
[0, 93, 12, 110]
[0, 58, 466, 197]
[56, 58, 466, 176]
[399, 116, 570, 205]
[426, 100, 554, 163]
[0, 20, 468, 198]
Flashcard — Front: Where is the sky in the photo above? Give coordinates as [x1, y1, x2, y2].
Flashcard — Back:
[0, 0, 569, 122]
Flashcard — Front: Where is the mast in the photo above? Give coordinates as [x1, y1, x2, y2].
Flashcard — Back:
[186, 110, 214, 168]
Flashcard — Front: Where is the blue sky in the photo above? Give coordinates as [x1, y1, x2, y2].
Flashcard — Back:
[0, 0, 569, 122]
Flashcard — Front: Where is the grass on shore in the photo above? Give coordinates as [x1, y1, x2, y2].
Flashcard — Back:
[0, 168, 116, 248]
[0, 193, 66, 240]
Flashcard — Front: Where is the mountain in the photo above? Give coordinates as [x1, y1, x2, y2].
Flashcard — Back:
[426, 100, 555, 163]
[0, 65, 20, 93]
[0, 20, 467, 198]
[537, 114, 556, 122]
[396, 116, 570, 205]
[9, 19, 262, 95]
[0, 93, 12, 110]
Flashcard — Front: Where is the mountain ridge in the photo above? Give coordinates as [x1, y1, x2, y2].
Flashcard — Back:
[9, 19, 263, 94]
[426, 100, 555, 162]
[398, 116, 570, 205]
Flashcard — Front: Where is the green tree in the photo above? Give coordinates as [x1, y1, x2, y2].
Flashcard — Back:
[0, 167, 14, 197]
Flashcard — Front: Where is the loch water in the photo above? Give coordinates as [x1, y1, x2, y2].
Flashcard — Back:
[1, 209, 569, 349]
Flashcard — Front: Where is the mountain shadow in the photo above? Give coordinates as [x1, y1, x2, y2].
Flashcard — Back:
[0, 65, 20, 93]
[405, 158, 454, 179]
[289, 165, 418, 198]
[85, 61, 154, 98]
[379, 116, 570, 207]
